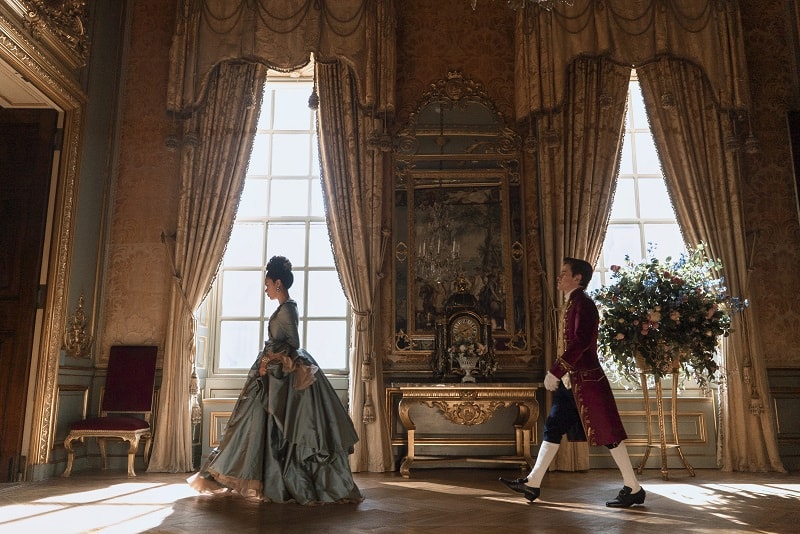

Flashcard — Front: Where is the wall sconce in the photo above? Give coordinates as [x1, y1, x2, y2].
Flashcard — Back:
[64, 293, 93, 358]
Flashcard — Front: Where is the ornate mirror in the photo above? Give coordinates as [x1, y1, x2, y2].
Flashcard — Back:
[392, 72, 528, 375]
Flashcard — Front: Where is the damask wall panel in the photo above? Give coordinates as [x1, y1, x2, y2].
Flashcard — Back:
[739, 0, 800, 367]
[98, 0, 179, 361]
[394, 0, 516, 128]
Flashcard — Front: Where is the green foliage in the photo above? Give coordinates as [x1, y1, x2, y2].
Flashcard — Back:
[592, 244, 747, 387]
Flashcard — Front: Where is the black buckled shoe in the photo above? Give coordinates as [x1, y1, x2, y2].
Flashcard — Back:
[498, 477, 540, 502]
[605, 485, 646, 508]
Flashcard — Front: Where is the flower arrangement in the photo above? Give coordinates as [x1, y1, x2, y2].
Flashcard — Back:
[448, 337, 496, 379]
[592, 244, 748, 388]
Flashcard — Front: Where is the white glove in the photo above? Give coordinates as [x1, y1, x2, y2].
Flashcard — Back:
[562, 373, 572, 389]
[544, 372, 560, 391]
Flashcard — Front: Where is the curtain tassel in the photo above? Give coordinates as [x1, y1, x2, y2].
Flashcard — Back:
[361, 355, 374, 381]
[362, 394, 376, 425]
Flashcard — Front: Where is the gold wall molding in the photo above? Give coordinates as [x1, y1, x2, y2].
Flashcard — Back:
[1, 4, 87, 470]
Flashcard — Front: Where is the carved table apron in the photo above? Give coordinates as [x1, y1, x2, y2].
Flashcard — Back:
[396, 383, 540, 478]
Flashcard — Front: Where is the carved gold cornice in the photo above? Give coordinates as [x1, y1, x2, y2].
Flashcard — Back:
[0, 10, 85, 106]
[3, 0, 88, 71]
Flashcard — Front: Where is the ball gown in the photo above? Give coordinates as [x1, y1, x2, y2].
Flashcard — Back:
[188, 299, 363, 505]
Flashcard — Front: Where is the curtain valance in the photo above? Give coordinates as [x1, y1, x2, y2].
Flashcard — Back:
[167, 0, 395, 115]
[515, 0, 750, 117]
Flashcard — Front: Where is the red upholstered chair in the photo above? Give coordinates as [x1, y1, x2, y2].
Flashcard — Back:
[62, 345, 158, 477]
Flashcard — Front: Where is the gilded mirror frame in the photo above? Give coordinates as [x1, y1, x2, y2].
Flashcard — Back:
[391, 72, 528, 374]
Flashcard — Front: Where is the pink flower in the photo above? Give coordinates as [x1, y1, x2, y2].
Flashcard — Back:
[610, 265, 620, 272]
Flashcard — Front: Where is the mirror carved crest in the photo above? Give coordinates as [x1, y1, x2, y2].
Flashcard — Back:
[391, 72, 529, 374]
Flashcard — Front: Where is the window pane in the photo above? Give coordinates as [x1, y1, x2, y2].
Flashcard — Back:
[271, 134, 311, 175]
[310, 177, 326, 217]
[311, 135, 320, 177]
[629, 81, 647, 130]
[267, 223, 306, 267]
[634, 132, 661, 174]
[248, 133, 270, 175]
[638, 179, 675, 218]
[221, 270, 263, 316]
[269, 178, 310, 217]
[308, 223, 334, 265]
[218, 320, 260, 369]
[258, 91, 273, 130]
[642, 223, 685, 261]
[610, 178, 636, 219]
[307, 270, 347, 316]
[237, 178, 268, 218]
[273, 87, 314, 130]
[305, 319, 348, 369]
[223, 223, 264, 266]
[618, 134, 633, 175]
[603, 224, 642, 266]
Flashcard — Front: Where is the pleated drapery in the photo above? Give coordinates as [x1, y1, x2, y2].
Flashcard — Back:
[148, 61, 267, 472]
[166, 0, 395, 116]
[315, 60, 394, 472]
[637, 60, 785, 472]
[514, 0, 750, 117]
[534, 57, 631, 471]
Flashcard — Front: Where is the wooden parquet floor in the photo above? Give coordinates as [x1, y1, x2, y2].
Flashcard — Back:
[1, 467, 799, 533]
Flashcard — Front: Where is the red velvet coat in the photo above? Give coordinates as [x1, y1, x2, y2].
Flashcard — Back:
[550, 289, 628, 447]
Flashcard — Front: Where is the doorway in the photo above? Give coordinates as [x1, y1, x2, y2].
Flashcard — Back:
[0, 107, 58, 482]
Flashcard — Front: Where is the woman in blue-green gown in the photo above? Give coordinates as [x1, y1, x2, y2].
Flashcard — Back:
[188, 256, 363, 505]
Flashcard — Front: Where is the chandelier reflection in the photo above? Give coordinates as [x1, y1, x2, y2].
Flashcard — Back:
[416, 200, 462, 287]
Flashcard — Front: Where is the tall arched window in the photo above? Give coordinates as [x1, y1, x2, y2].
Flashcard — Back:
[591, 72, 685, 293]
[198, 67, 351, 384]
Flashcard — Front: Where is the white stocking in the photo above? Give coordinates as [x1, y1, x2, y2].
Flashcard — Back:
[525, 441, 560, 487]
[609, 441, 640, 492]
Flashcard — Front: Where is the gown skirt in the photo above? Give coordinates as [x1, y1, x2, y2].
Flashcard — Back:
[188, 347, 363, 505]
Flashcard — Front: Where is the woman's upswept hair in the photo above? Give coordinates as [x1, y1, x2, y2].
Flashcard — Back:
[266, 255, 294, 289]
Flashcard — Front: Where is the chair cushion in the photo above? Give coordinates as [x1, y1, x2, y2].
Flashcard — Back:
[70, 416, 150, 431]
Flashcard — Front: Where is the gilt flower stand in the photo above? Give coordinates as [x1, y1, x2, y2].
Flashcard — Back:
[636, 367, 696, 480]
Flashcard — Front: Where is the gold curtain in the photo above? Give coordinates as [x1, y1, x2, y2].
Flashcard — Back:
[315, 60, 394, 472]
[637, 59, 785, 472]
[515, 0, 749, 117]
[162, 0, 396, 472]
[148, 61, 267, 472]
[535, 57, 631, 471]
[166, 0, 395, 116]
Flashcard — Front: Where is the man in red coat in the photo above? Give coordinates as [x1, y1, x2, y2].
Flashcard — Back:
[500, 257, 645, 507]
